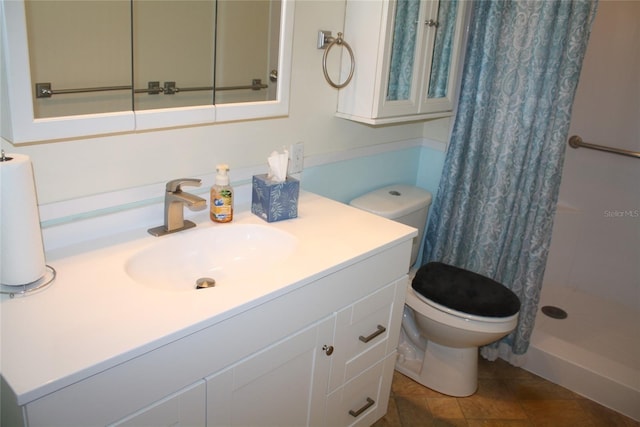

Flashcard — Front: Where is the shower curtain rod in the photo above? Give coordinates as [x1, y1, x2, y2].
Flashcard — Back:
[568, 135, 640, 159]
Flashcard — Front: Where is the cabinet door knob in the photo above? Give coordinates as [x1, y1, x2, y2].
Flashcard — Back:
[359, 325, 386, 343]
[322, 345, 334, 356]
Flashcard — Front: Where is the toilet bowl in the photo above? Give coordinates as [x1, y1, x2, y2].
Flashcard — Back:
[397, 274, 519, 396]
[350, 185, 520, 397]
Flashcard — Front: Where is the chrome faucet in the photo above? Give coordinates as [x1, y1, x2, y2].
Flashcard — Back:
[148, 178, 207, 236]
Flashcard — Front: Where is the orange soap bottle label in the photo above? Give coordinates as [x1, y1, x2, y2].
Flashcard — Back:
[211, 188, 233, 222]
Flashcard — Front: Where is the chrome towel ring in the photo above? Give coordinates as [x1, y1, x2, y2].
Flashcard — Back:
[319, 31, 355, 89]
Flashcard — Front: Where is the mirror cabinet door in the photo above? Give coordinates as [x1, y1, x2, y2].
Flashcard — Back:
[215, 0, 280, 105]
[132, 0, 216, 111]
[25, 0, 132, 118]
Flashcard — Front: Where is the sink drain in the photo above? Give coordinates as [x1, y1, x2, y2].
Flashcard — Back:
[541, 305, 567, 319]
[195, 277, 216, 289]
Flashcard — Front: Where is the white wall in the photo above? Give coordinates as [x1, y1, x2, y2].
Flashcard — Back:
[1, 0, 451, 205]
[544, 0, 639, 309]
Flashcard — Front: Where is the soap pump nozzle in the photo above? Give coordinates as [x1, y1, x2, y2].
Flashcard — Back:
[215, 164, 230, 186]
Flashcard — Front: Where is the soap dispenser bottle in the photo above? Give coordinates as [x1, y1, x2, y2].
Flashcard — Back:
[210, 164, 233, 223]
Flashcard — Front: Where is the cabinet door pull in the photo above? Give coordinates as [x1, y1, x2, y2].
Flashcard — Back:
[359, 325, 386, 343]
[349, 397, 375, 417]
[322, 344, 334, 356]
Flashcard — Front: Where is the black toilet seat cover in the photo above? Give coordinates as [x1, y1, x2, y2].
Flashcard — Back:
[412, 262, 520, 317]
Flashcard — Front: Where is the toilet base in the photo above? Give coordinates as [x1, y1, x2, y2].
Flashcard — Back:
[396, 338, 479, 397]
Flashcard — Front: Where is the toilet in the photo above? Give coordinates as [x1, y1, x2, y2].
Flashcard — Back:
[350, 185, 521, 397]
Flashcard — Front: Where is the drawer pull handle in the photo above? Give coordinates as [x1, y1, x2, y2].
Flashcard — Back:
[349, 397, 375, 417]
[359, 325, 386, 343]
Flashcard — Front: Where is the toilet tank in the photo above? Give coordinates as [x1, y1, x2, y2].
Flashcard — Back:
[349, 185, 432, 267]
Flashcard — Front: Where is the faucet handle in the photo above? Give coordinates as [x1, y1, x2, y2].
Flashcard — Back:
[166, 178, 202, 193]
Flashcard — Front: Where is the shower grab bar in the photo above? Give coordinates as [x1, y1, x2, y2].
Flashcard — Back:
[35, 79, 267, 98]
[568, 135, 640, 159]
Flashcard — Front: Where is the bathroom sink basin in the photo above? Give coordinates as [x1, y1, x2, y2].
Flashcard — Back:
[125, 224, 297, 291]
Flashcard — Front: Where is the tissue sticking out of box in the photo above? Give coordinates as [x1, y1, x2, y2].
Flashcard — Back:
[267, 149, 289, 183]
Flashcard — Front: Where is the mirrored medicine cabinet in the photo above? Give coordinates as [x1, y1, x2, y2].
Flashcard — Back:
[0, 0, 293, 144]
[336, 0, 469, 125]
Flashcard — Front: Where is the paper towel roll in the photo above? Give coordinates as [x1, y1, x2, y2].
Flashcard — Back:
[1, 153, 46, 286]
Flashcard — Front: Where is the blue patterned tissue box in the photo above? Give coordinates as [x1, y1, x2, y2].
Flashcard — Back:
[251, 174, 300, 222]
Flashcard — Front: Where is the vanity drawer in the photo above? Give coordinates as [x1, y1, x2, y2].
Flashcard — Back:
[328, 277, 406, 392]
[325, 351, 396, 427]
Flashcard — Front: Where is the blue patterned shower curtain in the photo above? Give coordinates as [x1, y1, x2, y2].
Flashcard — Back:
[423, 0, 598, 364]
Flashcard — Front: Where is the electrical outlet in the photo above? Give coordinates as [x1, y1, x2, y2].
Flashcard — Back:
[289, 142, 304, 174]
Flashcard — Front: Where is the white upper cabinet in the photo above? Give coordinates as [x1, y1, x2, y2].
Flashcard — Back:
[0, 0, 294, 144]
[336, 0, 468, 125]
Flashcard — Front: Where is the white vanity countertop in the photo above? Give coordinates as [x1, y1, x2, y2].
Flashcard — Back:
[1, 192, 416, 405]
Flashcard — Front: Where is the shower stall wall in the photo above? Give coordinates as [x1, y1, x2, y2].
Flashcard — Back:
[524, 205, 639, 422]
[522, 2, 639, 421]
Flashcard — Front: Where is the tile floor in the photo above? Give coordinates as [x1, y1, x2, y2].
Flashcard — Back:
[373, 357, 639, 427]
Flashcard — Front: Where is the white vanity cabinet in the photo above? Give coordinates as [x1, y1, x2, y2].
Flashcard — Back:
[17, 238, 412, 427]
[205, 277, 406, 427]
[206, 316, 335, 426]
[325, 279, 406, 426]
[326, 354, 397, 427]
[336, 0, 468, 125]
[111, 381, 207, 427]
[110, 317, 333, 427]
